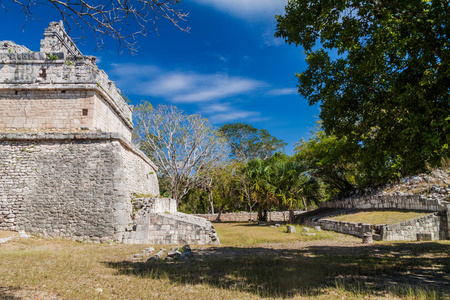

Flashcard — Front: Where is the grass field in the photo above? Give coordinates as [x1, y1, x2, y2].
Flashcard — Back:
[0, 223, 449, 299]
[329, 210, 431, 225]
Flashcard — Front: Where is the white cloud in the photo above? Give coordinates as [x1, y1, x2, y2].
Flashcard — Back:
[145, 74, 193, 95]
[267, 87, 298, 96]
[262, 27, 285, 47]
[172, 75, 264, 102]
[202, 103, 266, 124]
[190, 0, 287, 20]
[202, 103, 232, 113]
[109, 63, 160, 77]
[210, 111, 260, 123]
[110, 64, 265, 103]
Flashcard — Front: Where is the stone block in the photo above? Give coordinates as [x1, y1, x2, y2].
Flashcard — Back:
[286, 225, 296, 233]
[417, 233, 434, 241]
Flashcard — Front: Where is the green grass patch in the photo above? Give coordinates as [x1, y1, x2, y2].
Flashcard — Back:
[329, 210, 430, 225]
[214, 222, 342, 246]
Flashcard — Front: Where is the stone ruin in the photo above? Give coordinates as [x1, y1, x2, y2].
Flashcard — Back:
[0, 21, 219, 245]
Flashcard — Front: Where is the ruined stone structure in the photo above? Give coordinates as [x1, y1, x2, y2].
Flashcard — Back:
[0, 21, 219, 245]
[297, 194, 450, 241]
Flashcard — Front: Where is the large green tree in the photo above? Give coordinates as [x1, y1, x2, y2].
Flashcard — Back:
[295, 130, 360, 198]
[276, 0, 450, 176]
[219, 123, 287, 161]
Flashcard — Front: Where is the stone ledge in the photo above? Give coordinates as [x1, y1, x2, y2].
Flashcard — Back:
[0, 132, 157, 171]
[322, 194, 446, 212]
[0, 82, 133, 130]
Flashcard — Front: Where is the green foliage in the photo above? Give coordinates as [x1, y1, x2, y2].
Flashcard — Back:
[47, 54, 58, 60]
[178, 187, 209, 214]
[210, 161, 242, 216]
[295, 130, 359, 197]
[240, 153, 322, 219]
[276, 0, 450, 177]
[219, 123, 287, 161]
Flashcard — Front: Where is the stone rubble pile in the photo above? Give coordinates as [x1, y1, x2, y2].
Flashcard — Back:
[346, 168, 450, 202]
[132, 245, 194, 262]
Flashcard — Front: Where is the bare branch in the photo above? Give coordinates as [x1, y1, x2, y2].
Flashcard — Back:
[134, 103, 229, 205]
[2, 0, 189, 54]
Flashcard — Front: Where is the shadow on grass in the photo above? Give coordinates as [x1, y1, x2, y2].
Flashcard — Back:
[0, 287, 20, 300]
[104, 242, 450, 298]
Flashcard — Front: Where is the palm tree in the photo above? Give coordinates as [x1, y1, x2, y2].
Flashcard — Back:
[267, 155, 321, 222]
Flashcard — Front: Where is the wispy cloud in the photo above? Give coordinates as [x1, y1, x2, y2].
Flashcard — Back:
[262, 27, 285, 47]
[109, 64, 265, 103]
[202, 103, 266, 124]
[267, 88, 298, 96]
[190, 0, 287, 20]
[209, 53, 228, 63]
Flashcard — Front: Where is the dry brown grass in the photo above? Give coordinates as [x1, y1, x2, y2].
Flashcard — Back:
[0, 225, 448, 299]
[0, 231, 17, 239]
[329, 210, 430, 225]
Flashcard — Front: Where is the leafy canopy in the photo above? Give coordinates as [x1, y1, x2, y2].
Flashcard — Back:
[219, 122, 287, 161]
[276, 0, 450, 175]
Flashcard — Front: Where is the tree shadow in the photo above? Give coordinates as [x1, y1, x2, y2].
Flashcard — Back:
[103, 242, 450, 298]
[0, 287, 20, 300]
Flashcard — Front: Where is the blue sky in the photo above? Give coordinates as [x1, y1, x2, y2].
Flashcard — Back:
[0, 0, 321, 154]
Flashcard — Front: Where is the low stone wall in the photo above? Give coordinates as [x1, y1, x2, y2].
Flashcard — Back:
[123, 211, 219, 245]
[306, 219, 376, 238]
[322, 194, 447, 212]
[195, 211, 304, 222]
[382, 213, 442, 241]
[305, 213, 444, 241]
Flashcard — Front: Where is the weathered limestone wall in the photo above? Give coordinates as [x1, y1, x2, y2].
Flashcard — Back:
[304, 213, 445, 241]
[122, 198, 217, 245]
[306, 219, 375, 238]
[120, 142, 159, 197]
[0, 89, 95, 131]
[382, 213, 442, 241]
[0, 134, 123, 241]
[322, 195, 447, 212]
[0, 52, 133, 140]
[195, 211, 304, 222]
[0, 132, 159, 242]
[147, 212, 219, 245]
[93, 94, 132, 141]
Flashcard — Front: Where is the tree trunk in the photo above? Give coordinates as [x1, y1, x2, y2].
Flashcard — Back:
[302, 196, 308, 211]
[289, 209, 295, 223]
[209, 190, 214, 214]
[215, 206, 224, 222]
[210, 201, 215, 215]
[262, 210, 268, 222]
[257, 208, 263, 221]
